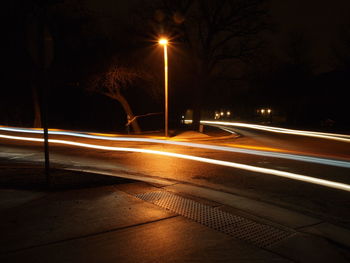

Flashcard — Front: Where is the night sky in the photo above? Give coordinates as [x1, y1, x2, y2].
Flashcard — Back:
[270, 0, 350, 73]
[3, 0, 350, 132]
[86, 0, 350, 73]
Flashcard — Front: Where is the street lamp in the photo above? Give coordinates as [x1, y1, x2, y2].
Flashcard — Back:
[159, 38, 169, 137]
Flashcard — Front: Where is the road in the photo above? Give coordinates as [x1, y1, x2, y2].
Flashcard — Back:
[0, 123, 350, 228]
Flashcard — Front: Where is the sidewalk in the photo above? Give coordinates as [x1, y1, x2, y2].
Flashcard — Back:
[0, 167, 349, 262]
[0, 168, 287, 263]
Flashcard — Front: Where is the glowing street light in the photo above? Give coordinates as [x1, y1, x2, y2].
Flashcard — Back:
[159, 38, 169, 137]
[159, 38, 168, 45]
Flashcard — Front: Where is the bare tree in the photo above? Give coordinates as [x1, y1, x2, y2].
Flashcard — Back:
[247, 31, 316, 125]
[331, 23, 350, 71]
[22, 0, 93, 127]
[283, 31, 315, 72]
[90, 64, 158, 133]
[139, 0, 269, 129]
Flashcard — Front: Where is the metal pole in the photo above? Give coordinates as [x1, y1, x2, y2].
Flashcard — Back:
[38, 7, 51, 187]
[42, 75, 50, 186]
[164, 44, 168, 137]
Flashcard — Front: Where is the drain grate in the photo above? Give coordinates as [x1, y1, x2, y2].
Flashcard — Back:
[135, 191, 293, 248]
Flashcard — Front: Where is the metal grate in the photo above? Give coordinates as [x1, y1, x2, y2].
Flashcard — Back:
[136, 191, 293, 248]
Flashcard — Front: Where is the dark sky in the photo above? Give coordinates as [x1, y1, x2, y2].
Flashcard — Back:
[271, 0, 350, 73]
[86, 0, 350, 73]
[3, 0, 350, 129]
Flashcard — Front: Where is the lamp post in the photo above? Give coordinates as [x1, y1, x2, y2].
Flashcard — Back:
[159, 38, 169, 137]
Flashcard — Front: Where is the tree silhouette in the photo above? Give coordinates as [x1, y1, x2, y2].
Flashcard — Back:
[283, 31, 315, 72]
[89, 63, 158, 133]
[247, 31, 316, 125]
[331, 23, 350, 71]
[139, 0, 269, 129]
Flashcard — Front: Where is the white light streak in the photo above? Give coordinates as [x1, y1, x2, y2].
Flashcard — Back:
[200, 121, 350, 143]
[1, 126, 350, 169]
[1, 133, 350, 192]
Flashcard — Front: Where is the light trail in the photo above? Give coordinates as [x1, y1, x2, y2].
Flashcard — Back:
[200, 120, 350, 143]
[1, 133, 350, 192]
[1, 126, 350, 169]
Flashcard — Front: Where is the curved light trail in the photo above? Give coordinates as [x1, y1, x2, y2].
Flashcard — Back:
[1, 126, 350, 169]
[1, 133, 350, 192]
[200, 120, 350, 142]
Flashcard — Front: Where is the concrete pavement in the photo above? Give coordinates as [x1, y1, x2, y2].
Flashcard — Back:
[0, 178, 289, 263]
[0, 168, 349, 263]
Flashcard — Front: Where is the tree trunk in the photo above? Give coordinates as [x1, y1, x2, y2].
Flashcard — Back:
[192, 61, 208, 131]
[116, 93, 141, 133]
[32, 84, 42, 128]
[192, 98, 201, 131]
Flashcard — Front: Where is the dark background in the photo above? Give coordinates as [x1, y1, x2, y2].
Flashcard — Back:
[2, 0, 350, 133]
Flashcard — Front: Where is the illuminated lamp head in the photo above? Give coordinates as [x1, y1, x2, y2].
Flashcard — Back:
[159, 38, 168, 45]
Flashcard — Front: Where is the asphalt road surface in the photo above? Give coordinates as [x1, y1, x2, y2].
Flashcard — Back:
[0, 123, 349, 228]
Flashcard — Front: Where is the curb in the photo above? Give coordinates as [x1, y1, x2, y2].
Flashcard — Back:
[169, 133, 239, 142]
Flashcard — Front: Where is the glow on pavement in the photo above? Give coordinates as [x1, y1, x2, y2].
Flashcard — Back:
[1, 126, 350, 169]
[1, 133, 350, 192]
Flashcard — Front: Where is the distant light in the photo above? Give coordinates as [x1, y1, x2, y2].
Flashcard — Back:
[267, 109, 272, 114]
[227, 111, 231, 116]
[181, 115, 185, 119]
[261, 109, 265, 114]
[159, 38, 168, 45]
[220, 112, 224, 116]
